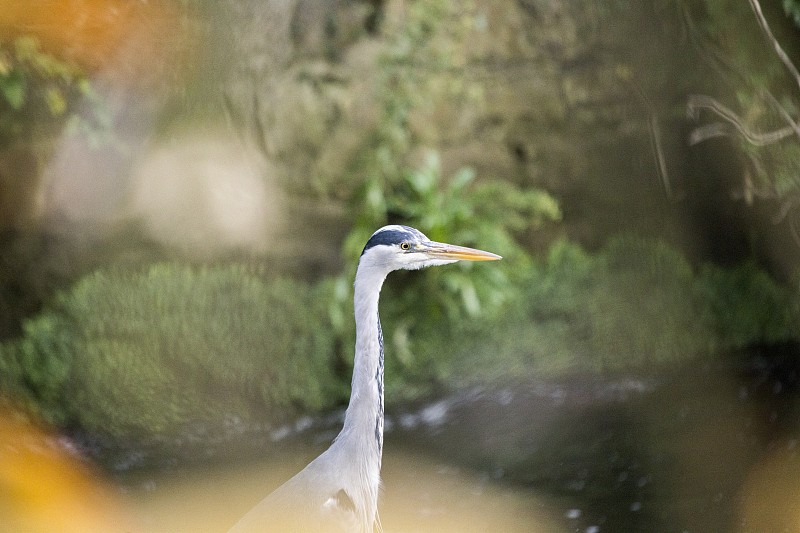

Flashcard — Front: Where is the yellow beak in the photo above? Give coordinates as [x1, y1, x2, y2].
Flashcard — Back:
[420, 241, 502, 261]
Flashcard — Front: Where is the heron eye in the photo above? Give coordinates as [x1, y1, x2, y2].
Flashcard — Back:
[400, 242, 410, 250]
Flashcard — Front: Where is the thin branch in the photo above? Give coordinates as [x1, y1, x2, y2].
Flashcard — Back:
[688, 122, 732, 145]
[688, 94, 796, 146]
[647, 114, 675, 199]
[627, 77, 678, 200]
[757, 86, 800, 141]
[747, 0, 800, 93]
[683, 2, 800, 141]
[744, 148, 769, 184]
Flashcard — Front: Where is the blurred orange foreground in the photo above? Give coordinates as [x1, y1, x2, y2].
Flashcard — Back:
[0, 0, 186, 86]
[0, 411, 132, 533]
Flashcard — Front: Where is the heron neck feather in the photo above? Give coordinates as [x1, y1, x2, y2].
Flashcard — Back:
[344, 263, 387, 446]
[334, 261, 388, 528]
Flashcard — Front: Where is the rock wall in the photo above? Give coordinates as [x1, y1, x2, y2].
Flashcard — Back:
[215, 0, 714, 259]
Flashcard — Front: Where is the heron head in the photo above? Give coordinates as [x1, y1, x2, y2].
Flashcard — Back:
[360, 225, 501, 272]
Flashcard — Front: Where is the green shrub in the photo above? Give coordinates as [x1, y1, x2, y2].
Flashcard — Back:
[0, 265, 341, 441]
[696, 261, 800, 350]
[0, 313, 75, 424]
[434, 237, 800, 384]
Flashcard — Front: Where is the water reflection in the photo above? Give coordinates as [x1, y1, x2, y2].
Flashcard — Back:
[390, 354, 800, 532]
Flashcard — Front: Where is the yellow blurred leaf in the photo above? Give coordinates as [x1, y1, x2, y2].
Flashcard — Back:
[44, 86, 67, 115]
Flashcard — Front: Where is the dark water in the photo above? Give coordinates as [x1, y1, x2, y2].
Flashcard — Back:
[385, 350, 800, 533]
[112, 349, 800, 532]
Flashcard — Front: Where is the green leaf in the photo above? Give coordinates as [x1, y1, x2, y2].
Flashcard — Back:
[44, 86, 67, 116]
[449, 166, 475, 192]
[1, 71, 26, 109]
[785, 0, 800, 28]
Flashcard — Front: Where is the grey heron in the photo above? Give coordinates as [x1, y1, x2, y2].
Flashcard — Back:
[229, 225, 501, 532]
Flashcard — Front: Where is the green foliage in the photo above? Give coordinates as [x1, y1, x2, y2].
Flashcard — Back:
[351, 0, 478, 188]
[0, 313, 75, 424]
[766, 141, 800, 198]
[785, 0, 800, 28]
[342, 152, 559, 308]
[335, 0, 484, 215]
[696, 261, 799, 349]
[508, 238, 706, 373]
[0, 265, 341, 441]
[434, 237, 800, 384]
[0, 36, 111, 147]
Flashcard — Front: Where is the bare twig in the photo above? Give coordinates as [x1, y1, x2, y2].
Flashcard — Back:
[647, 113, 674, 199]
[747, 0, 800, 93]
[744, 149, 769, 183]
[688, 122, 732, 145]
[757, 87, 800, 141]
[627, 77, 677, 199]
[683, 3, 800, 141]
[688, 94, 796, 146]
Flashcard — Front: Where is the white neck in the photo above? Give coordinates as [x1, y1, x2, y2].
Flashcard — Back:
[334, 259, 389, 526]
[341, 261, 387, 452]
